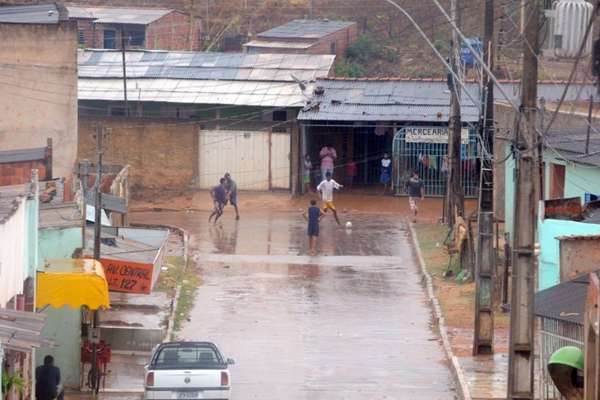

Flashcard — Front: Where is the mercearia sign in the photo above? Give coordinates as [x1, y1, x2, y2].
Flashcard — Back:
[404, 127, 469, 144]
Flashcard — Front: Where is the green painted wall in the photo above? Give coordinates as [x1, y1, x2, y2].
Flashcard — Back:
[36, 227, 82, 389]
[504, 146, 516, 241]
[538, 218, 600, 290]
[504, 149, 600, 240]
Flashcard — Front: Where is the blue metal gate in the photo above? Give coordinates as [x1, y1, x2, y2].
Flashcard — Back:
[393, 126, 480, 197]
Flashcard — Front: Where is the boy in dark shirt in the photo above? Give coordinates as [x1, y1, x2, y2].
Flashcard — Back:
[209, 178, 227, 224]
[302, 199, 324, 256]
[406, 171, 424, 223]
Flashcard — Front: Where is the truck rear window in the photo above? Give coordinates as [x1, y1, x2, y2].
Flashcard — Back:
[153, 346, 223, 369]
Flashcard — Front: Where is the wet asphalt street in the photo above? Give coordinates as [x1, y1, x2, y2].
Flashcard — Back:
[132, 210, 457, 400]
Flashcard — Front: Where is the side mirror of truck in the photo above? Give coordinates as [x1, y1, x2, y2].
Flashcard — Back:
[227, 358, 235, 365]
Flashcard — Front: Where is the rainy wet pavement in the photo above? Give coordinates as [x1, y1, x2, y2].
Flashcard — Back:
[130, 209, 458, 400]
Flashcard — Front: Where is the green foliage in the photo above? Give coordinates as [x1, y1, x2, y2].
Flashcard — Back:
[2, 372, 25, 396]
[336, 35, 399, 77]
[335, 60, 367, 78]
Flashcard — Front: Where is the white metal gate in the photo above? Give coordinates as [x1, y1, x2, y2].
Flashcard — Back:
[198, 130, 290, 191]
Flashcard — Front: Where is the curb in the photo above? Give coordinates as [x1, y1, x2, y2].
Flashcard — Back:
[131, 222, 191, 341]
[408, 222, 472, 400]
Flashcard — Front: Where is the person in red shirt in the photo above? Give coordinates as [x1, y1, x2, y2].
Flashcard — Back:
[345, 158, 358, 188]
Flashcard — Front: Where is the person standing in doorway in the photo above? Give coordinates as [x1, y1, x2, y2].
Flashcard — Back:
[224, 172, 240, 220]
[345, 158, 357, 188]
[406, 170, 424, 223]
[319, 144, 337, 180]
[36, 355, 64, 400]
[380, 152, 392, 194]
[302, 199, 324, 256]
[303, 154, 313, 194]
[209, 178, 227, 224]
[317, 172, 343, 225]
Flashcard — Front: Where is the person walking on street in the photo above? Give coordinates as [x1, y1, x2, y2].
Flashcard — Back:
[303, 154, 314, 194]
[209, 178, 227, 224]
[406, 170, 424, 223]
[319, 144, 337, 181]
[317, 172, 343, 225]
[224, 172, 240, 220]
[36, 355, 64, 400]
[302, 199, 324, 256]
[380, 152, 392, 194]
[345, 158, 357, 188]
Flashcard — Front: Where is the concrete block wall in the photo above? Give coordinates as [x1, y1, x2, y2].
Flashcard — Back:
[0, 22, 78, 195]
[78, 117, 199, 194]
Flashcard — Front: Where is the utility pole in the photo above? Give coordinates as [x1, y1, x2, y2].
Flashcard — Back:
[309, 0, 314, 18]
[91, 125, 105, 395]
[507, 0, 540, 398]
[446, 0, 464, 227]
[120, 29, 129, 117]
[473, 0, 495, 356]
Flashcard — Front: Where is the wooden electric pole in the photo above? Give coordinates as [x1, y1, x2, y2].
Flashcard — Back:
[446, 0, 464, 227]
[473, 0, 495, 356]
[507, 0, 540, 398]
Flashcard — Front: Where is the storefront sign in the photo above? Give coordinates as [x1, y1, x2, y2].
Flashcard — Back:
[404, 127, 469, 144]
[100, 258, 154, 294]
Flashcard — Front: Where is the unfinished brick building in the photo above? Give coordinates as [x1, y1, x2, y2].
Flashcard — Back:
[244, 19, 358, 58]
[67, 5, 202, 51]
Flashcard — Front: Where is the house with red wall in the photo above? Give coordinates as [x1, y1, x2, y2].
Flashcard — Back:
[67, 5, 202, 51]
[244, 19, 358, 58]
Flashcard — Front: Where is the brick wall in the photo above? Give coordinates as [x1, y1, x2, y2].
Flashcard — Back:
[78, 117, 199, 194]
[250, 22, 358, 58]
[307, 23, 358, 58]
[74, 11, 201, 50]
[146, 11, 202, 51]
[0, 161, 47, 186]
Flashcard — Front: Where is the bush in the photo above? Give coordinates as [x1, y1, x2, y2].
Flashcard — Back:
[335, 60, 367, 78]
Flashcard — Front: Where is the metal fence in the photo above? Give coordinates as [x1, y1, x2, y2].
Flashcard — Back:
[392, 127, 480, 197]
[538, 317, 584, 400]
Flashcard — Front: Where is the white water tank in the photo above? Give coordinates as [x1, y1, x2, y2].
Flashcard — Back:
[553, 0, 594, 58]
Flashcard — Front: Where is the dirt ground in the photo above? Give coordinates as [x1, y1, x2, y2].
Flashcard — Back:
[413, 223, 509, 357]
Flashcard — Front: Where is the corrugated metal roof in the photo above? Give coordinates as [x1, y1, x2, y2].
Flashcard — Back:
[78, 50, 335, 82]
[67, 5, 172, 25]
[298, 79, 480, 122]
[0, 147, 46, 164]
[258, 19, 356, 39]
[534, 273, 593, 326]
[0, 308, 54, 351]
[0, 184, 30, 224]
[546, 128, 600, 167]
[244, 39, 315, 49]
[79, 78, 307, 108]
[0, 4, 60, 24]
[39, 203, 81, 229]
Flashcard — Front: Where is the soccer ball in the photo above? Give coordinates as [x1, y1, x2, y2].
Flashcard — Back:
[345, 221, 353, 229]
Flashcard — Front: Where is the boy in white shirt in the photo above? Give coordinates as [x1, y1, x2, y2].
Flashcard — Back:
[316, 172, 343, 225]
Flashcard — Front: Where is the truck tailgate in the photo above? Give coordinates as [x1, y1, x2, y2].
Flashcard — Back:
[154, 369, 223, 388]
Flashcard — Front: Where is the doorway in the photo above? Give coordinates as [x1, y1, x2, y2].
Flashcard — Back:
[550, 163, 566, 199]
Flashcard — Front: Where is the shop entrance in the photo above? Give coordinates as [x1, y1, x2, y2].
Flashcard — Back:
[305, 123, 394, 188]
[392, 126, 480, 197]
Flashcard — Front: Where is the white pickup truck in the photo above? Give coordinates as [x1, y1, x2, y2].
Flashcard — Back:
[144, 341, 234, 400]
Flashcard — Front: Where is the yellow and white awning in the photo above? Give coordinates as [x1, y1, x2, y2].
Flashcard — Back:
[36, 259, 110, 310]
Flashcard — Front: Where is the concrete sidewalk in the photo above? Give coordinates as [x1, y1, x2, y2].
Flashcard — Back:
[409, 222, 508, 400]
